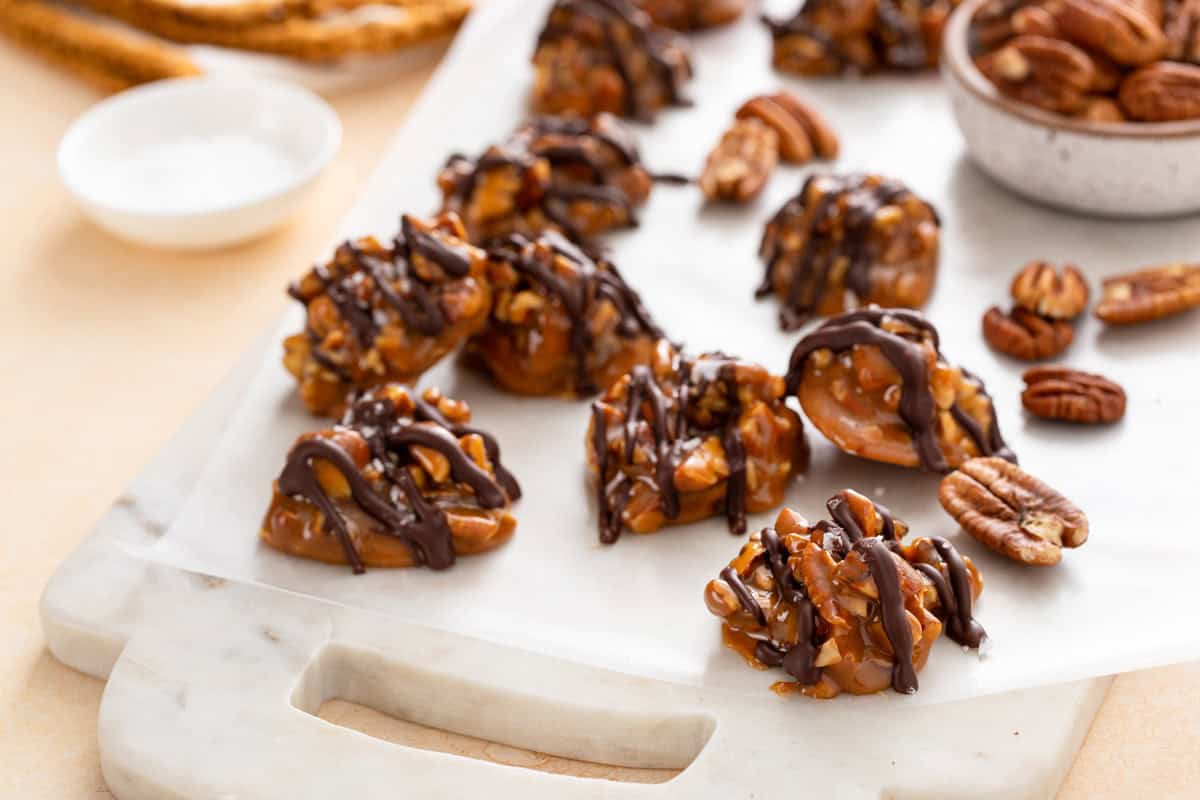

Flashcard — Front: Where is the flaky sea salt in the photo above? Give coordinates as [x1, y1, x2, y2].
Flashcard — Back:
[94, 133, 303, 214]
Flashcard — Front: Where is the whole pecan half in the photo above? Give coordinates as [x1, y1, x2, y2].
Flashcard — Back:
[982, 306, 1074, 360]
[1051, 0, 1168, 65]
[1118, 61, 1200, 120]
[1021, 365, 1127, 423]
[699, 117, 779, 203]
[976, 34, 1096, 113]
[1011, 260, 1090, 319]
[939, 457, 1089, 566]
[1094, 262, 1200, 323]
[736, 92, 839, 162]
[1165, 0, 1200, 62]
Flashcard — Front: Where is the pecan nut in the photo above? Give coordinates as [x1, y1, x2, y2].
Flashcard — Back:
[976, 34, 1097, 113]
[1077, 95, 1128, 120]
[1118, 61, 1200, 120]
[699, 117, 780, 202]
[737, 92, 840, 162]
[1021, 365, 1127, 423]
[1094, 262, 1200, 323]
[939, 457, 1089, 566]
[1050, 0, 1168, 65]
[1165, 0, 1200, 62]
[982, 306, 1074, 360]
[1010, 260, 1090, 319]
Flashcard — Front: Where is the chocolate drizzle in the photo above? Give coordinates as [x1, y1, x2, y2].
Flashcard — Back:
[913, 537, 987, 649]
[785, 307, 1014, 472]
[289, 216, 476, 365]
[491, 231, 663, 397]
[536, 0, 692, 120]
[277, 392, 517, 574]
[591, 354, 752, 543]
[758, 174, 938, 331]
[858, 537, 919, 694]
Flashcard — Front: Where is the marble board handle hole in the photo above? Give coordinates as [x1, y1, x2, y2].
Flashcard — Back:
[290, 641, 716, 783]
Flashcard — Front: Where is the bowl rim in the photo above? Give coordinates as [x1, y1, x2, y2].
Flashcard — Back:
[941, 0, 1200, 140]
[57, 74, 343, 219]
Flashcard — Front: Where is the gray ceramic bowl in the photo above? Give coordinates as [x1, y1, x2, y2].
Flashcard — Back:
[941, 0, 1200, 218]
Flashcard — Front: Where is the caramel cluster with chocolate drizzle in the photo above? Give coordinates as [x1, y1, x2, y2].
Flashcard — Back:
[465, 231, 664, 397]
[588, 343, 809, 542]
[533, 0, 693, 121]
[786, 308, 1014, 472]
[261, 385, 520, 573]
[704, 490, 985, 698]
[438, 114, 656, 248]
[759, 174, 940, 330]
[283, 213, 492, 417]
[763, 0, 958, 76]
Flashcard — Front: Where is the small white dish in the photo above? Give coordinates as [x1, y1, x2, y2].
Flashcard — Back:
[58, 75, 342, 250]
[942, 0, 1200, 219]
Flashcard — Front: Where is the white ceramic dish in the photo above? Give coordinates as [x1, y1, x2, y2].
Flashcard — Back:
[58, 75, 341, 250]
[941, 0, 1200, 219]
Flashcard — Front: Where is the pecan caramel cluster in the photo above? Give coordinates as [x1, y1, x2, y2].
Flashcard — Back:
[705, 491, 986, 698]
[973, 0, 1200, 122]
[587, 344, 810, 542]
[787, 308, 1015, 471]
[634, 0, 749, 29]
[283, 213, 493, 417]
[465, 231, 665, 397]
[764, 0, 960, 76]
[758, 174, 940, 330]
[261, 384, 521, 573]
[532, 0, 693, 120]
[437, 114, 655, 247]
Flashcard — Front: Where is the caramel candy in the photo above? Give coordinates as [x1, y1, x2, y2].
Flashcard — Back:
[283, 213, 492, 418]
[764, 0, 958, 76]
[635, 0, 748, 29]
[261, 385, 520, 573]
[759, 174, 940, 330]
[704, 492, 985, 698]
[588, 344, 809, 542]
[533, 0, 693, 120]
[786, 308, 1015, 472]
[438, 114, 655, 247]
[465, 231, 664, 397]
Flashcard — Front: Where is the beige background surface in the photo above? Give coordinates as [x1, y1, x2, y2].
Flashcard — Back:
[1, 36, 1197, 798]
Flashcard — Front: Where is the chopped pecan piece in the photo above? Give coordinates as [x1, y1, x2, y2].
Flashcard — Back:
[787, 308, 1015, 471]
[758, 174, 940, 329]
[438, 114, 654, 247]
[736, 92, 840, 162]
[1011, 260, 1090, 319]
[634, 0, 748, 29]
[704, 492, 985, 698]
[589, 345, 809, 541]
[1094, 263, 1200, 323]
[975, 34, 1096, 114]
[1050, 0, 1167, 66]
[763, 0, 958, 76]
[699, 118, 779, 203]
[532, 0, 693, 120]
[261, 385, 521, 573]
[465, 231, 664, 397]
[1022, 365, 1127, 423]
[939, 457, 1088, 566]
[982, 306, 1075, 360]
[1118, 61, 1200, 120]
[283, 213, 492, 418]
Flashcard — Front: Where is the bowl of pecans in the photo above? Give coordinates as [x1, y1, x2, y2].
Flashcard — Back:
[941, 0, 1200, 217]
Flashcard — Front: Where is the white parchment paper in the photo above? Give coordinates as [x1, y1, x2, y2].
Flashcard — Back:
[146, 0, 1200, 707]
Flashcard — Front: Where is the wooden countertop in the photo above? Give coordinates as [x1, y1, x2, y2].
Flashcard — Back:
[1, 37, 1196, 799]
